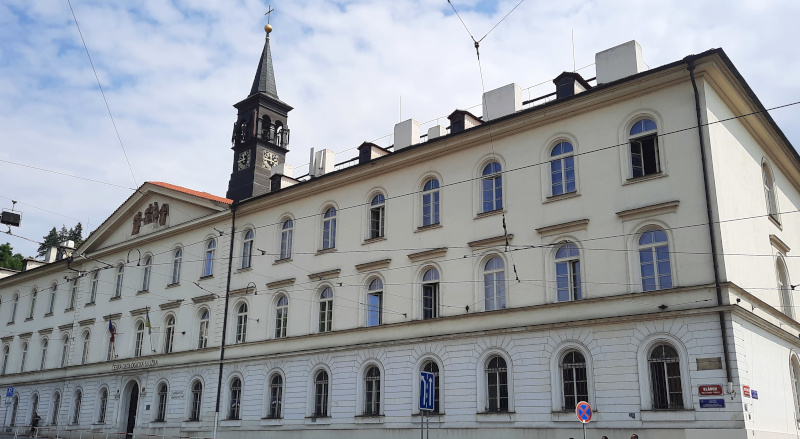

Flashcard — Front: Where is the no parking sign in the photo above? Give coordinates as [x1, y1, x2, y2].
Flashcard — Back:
[575, 401, 592, 423]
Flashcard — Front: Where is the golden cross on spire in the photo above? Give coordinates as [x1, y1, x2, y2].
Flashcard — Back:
[264, 5, 275, 24]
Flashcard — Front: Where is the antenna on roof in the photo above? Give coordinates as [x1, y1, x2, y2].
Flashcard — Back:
[571, 29, 576, 72]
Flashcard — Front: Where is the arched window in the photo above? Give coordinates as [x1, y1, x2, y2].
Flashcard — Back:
[89, 272, 98, 304]
[481, 162, 503, 213]
[560, 350, 588, 410]
[648, 343, 683, 410]
[629, 118, 660, 178]
[203, 239, 216, 277]
[31, 393, 39, 423]
[60, 335, 70, 368]
[280, 220, 293, 260]
[228, 378, 242, 420]
[235, 303, 248, 344]
[141, 256, 152, 292]
[422, 268, 440, 319]
[198, 309, 209, 349]
[163, 316, 176, 354]
[69, 279, 78, 309]
[19, 341, 27, 372]
[10, 395, 18, 426]
[134, 322, 145, 357]
[1, 345, 8, 374]
[792, 356, 800, 420]
[28, 288, 37, 319]
[364, 366, 381, 415]
[189, 380, 203, 422]
[241, 230, 254, 269]
[71, 390, 82, 425]
[97, 388, 108, 423]
[156, 383, 168, 422]
[171, 248, 183, 285]
[39, 338, 48, 370]
[114, 265, 124, 298]
[322, 207, 337, 250]
[483, 257, 506, 311]
[314, 370, 329, 417]
[422, 361, 440, 413]
[778, 259, 793, 318]
[275, 295, 288, 339]
[555, 242, 581, 302]
[319, 288, 333, 333]
[51, 392, 61, 425]
[81, 332, 90, 364]
[638, 229, 672, 291]
[9, 292, 18, 323]
[268, 374, 283, 419]
[550, 141, 576, 196]
[422, 178, 440, 226]
[485, 356, 509, 412]
[48, 283, 57, 314]
[366, 278, 383, 327]
[763, 163, 779, 219]
[369, 194, 386, 239]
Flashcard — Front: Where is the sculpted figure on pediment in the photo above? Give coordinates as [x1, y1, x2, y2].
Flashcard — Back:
[159, 204, 169, 226]
[132, 212, 143, 235]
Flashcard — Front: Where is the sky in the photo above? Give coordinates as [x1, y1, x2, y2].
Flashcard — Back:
[0, 0, 798, 258]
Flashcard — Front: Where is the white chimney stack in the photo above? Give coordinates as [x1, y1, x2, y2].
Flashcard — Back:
[427, 125, 447, 140]
[595, 40, 645, 85]
[309, 148, 335, 178]
[394, 118, 420, 151]
[482, 83, 522, 122]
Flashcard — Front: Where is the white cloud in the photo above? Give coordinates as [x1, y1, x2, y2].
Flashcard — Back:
[0, 0, 798, 256]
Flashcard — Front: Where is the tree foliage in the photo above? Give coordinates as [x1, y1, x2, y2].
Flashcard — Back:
[37, 222, 85, 258]
[0, 243, 23, 271]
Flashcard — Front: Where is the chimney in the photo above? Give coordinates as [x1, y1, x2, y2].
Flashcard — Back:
[553, 72, 591, 100]
[482, 83, 522, 122]
[447, 110, 482, 134]
[45, 247, 58, 263]
[308, 148, 335, 178]
[357, 142, 390, 164]
[427, 125, 447, 140]
[595, 40, 645, 85]
[269, 163, 297, 191]
[393, 118, 420, 151]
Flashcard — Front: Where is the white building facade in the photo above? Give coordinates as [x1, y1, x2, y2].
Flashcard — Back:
[0, 34, 799, 439]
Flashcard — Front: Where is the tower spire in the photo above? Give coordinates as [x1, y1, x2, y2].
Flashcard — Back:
[249, 23, 279, 99]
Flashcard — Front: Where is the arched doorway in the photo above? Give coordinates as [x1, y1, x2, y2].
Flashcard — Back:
[122, 381, 139, 439]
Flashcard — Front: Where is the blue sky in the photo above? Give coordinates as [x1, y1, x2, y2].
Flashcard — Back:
[0, 0, 798, 257]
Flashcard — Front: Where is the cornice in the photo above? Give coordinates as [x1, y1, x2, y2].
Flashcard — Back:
[103, 313, 122, 321]
[191, 294, 216, 304]
[307, 269, 341, 281]
[616, 201, 680, 221]
[58, 323, 74, 332]
[78, 318, 95, 327]
[468, 235, 514, 249]
[770, 234, 791, 254]
[355, 259, 391, 273]
[159, 300, 183, 311]
[536, 219, 590, 237]
[38, 328, 53, 335]
[266, 278, 296, 290]
[130, 308, 149, 317]
[407, 248, 448, 263]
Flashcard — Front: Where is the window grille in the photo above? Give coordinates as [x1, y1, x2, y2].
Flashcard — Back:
[486, 356, 509, 412]
[364, 366, 381, 415]
[314, 371, 329, 417]
[268, 375, 283, 419]
[560, 351, 588, 410]
[648, 344, 683, 410]
[190, 381, 203, 421]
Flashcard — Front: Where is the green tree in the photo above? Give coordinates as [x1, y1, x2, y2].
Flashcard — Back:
[37, 223, 85, 257]
[37, 227, 61, 258]
[0, 243, 23, 271]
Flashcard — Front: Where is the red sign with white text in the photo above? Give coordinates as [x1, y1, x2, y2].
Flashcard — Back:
[699, 385, 723, 396]
[743, 386, 751, 397]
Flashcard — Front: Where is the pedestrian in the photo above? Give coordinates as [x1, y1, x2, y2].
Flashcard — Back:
[602, 436, 609, 439]
[30, 411, 40, 437]
[631, 434, 639, 439]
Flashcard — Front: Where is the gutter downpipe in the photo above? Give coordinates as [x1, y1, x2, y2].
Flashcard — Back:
[687, 58, 734, 385]
[213, 203, 237, 439]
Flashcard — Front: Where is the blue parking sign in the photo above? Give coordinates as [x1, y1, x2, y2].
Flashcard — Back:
[419, 371, 435, 411]
[5, 387, 13, 398]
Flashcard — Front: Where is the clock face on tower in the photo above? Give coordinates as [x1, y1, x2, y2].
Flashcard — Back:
[238, 150, 251, 170]
[263, 151, 279, 169]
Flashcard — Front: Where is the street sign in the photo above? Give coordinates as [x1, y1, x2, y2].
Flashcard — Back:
[743, 385, 751, 398]
[699, 385, 723, 396]
[700, 398, 726, 408]
[751, 390, 759, 400]
[575, 401, 592, 423]
[419, 371, 435, 411]
[4, 388, 12, 398]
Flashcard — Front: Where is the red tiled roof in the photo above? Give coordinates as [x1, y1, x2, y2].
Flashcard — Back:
[149, 182, 232, 204]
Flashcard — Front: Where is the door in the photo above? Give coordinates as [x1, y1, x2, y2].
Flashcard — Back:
[125, 383, 139, 439]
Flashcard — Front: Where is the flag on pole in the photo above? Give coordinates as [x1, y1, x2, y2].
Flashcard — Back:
[108, 320, 116, 342]
[145, 310, 152, 335]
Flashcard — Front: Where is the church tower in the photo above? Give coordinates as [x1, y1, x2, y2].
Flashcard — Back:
[226, 22, 293, 203]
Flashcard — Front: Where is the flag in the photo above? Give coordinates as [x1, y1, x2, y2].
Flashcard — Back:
[145, 310, 152, 335]
[108, 321, 116, 343]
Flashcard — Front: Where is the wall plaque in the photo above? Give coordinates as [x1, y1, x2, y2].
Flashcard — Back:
[696, 357, 723, 371]
[111, 359, 158, 371]
[699, 385, 723, 396]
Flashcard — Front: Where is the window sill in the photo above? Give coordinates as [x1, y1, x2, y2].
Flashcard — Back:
[237, 267, 253, 273]
[109, 296, 122, 302]
[316, 248, 337, 255]
[44, 312, 54, 317]
[305, 416, 331, 425]
[476, 411, 515, 422]
[415, 223, 442, 233]
[149, 421, 166, 428]
[219, 419, 241, 427]
[273, 258, 292, 265]
[545, 191, 580, 203]
[475, 208, 506, 219]
[198, 275, 214, 280]
[84, 302, 95, 307]
[6, 321, 13, 326]
[180, 421, 204, 431]
[412, 412, 445, 417]
[769, 214, 783, 230]
[166, 283, 180, 289]
[25, 317, 33, 322]
[354, 414, 384, 424]
[624, 172, 666, 185]
[640, 409, 695, 422]
[260, 418, 283, 426]
[363, 236, 387, 245]
[136, 290, 149, 295]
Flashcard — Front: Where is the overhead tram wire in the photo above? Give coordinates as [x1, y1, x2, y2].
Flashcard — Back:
[66, 0, 138, 189]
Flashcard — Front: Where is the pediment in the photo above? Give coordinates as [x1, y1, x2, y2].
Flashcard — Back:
[79, 182, 231, 253]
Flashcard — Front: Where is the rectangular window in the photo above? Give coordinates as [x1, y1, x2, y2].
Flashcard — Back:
[370, 206, 385, 238]
[280, 230, 292, 259]
[422, 191, 440, 226]
[422, 284, 438, 319]
[367, 293, 382, 326]
[631, 135, 660, 178]
[556, 260, 581, 301]
[319, 301, 332, 332]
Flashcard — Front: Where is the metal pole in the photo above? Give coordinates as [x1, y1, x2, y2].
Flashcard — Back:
[213, 204, 237, 439]
[426, 411, 429, 439]
[582, 422, 586, 439]
[420, 411, 423, 439]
